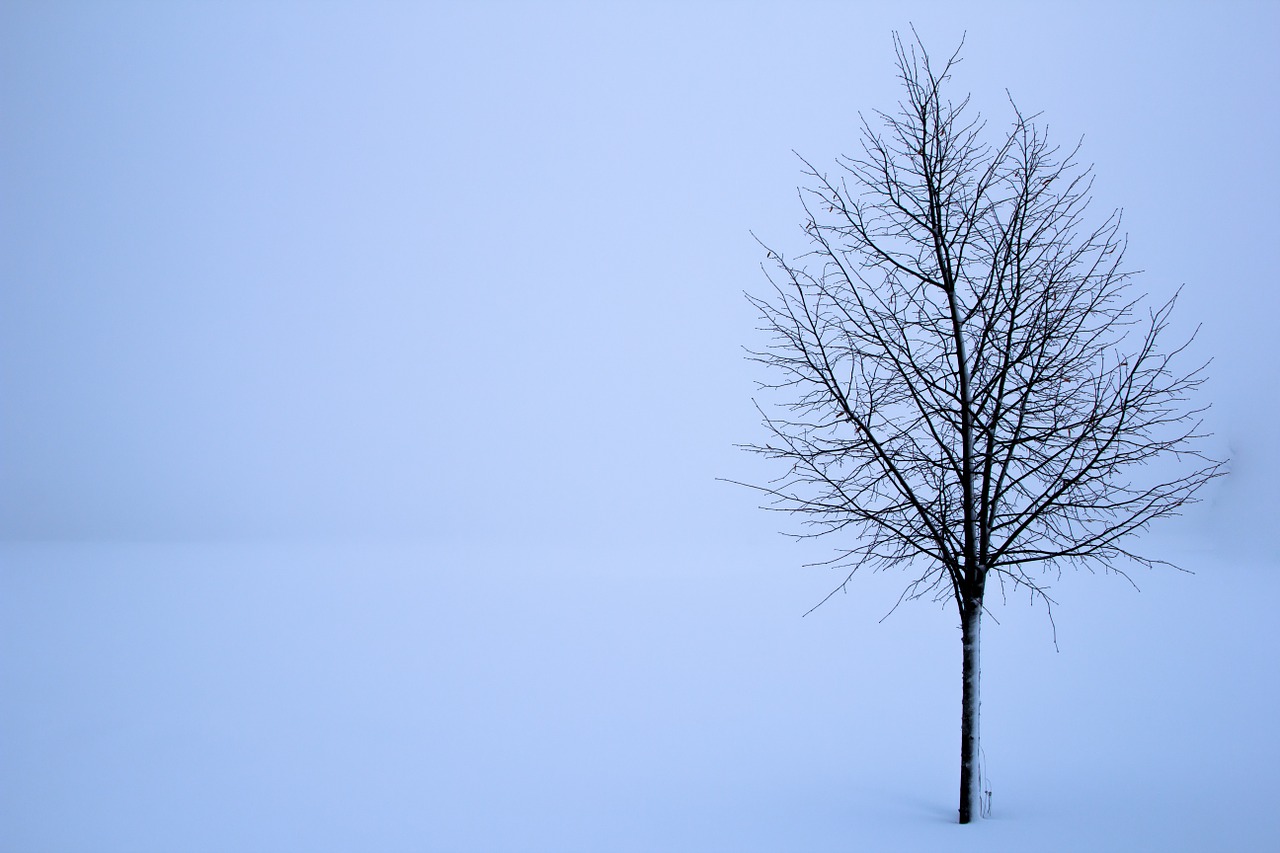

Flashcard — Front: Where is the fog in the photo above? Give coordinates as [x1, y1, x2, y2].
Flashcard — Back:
[2, 2, 1278, 850]
[4, 1, 1275, 548]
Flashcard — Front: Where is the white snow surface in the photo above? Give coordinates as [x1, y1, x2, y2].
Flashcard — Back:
[2, 534, 1276, 852]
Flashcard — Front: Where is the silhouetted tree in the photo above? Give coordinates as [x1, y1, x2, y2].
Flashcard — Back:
[740, 32, 1223, 823]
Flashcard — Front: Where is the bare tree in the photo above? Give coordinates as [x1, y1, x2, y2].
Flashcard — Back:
[739, 32, 1223, 824]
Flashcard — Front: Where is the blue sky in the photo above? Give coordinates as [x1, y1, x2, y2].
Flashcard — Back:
[2, 0, 1277, 550]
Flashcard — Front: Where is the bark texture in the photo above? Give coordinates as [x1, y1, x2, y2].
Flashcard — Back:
[959, 599, 982, 823]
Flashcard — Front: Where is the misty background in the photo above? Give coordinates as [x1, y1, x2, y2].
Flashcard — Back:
[3, 1, 1276, 548]
[2, 2, 1278, 851]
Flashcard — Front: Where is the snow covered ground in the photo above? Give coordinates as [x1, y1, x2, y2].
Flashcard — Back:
[2, 534, 1276, 852]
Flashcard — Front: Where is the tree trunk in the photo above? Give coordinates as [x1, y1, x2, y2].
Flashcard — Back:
[959, 597, 982, 823]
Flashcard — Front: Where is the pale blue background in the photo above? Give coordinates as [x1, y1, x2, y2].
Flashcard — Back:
[2, 2, 1278, 851]
[4, 0, 1276, 547]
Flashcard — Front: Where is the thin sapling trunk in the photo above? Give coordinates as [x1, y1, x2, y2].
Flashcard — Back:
[959, 595, 982, 823]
